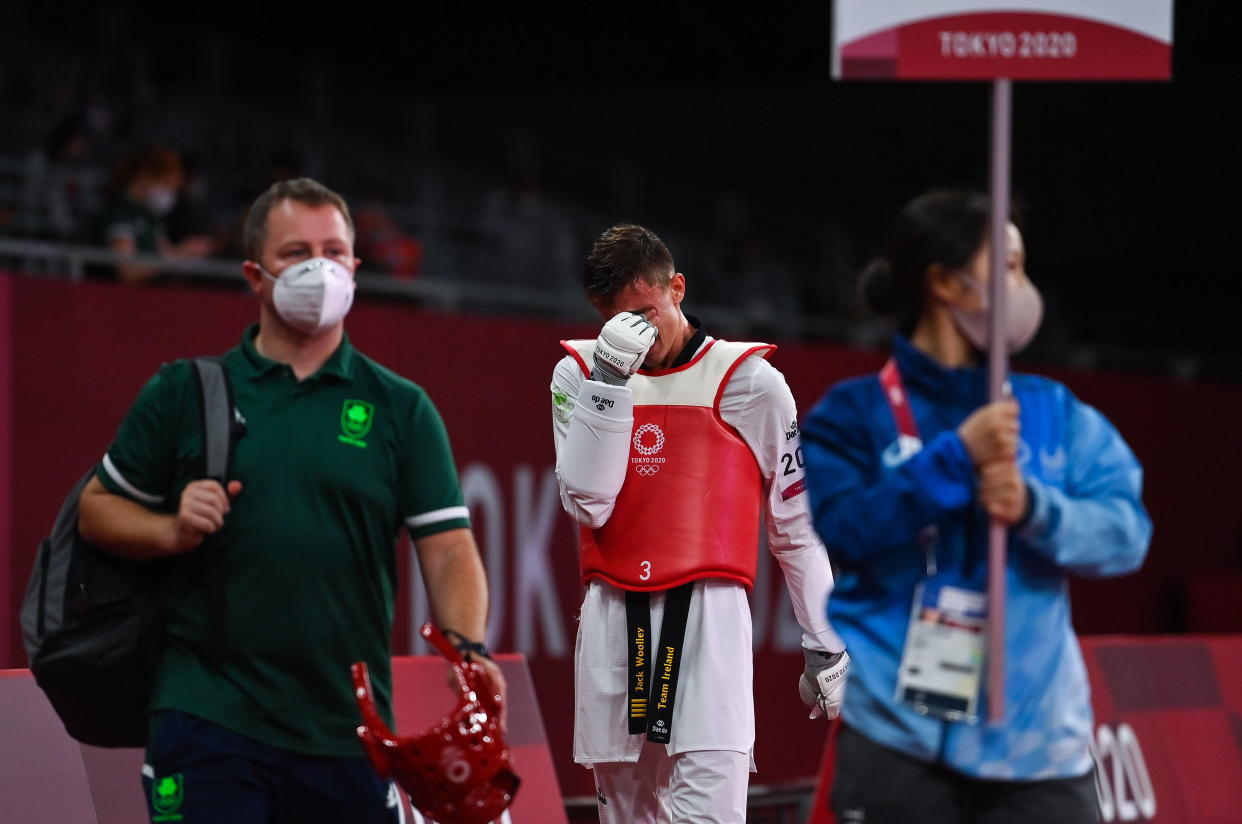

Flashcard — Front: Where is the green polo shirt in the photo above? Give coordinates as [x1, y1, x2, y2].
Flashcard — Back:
[96, 324, 470, 756]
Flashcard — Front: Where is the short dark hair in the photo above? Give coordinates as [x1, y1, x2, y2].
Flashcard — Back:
[243, 177, 354, 261]
[583, 224, 675, 307]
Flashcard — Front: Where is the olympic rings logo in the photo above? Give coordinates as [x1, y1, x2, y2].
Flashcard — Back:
[635, 464, 661, 476]
[633, 423, 666, 455]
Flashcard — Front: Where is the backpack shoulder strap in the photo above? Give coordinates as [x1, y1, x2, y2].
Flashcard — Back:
[191, 357, 235, 482]
[189, 356, 236, 660]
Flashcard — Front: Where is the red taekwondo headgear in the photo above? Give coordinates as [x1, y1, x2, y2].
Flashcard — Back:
[351, 624, 520, 824]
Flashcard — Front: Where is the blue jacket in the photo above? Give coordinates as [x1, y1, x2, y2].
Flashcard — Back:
[801, 334, 1151, 780]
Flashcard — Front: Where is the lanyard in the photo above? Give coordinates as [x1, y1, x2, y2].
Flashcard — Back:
[879, 359, 942, 577]
[884, 361, 988, 723]
[879, 358, 919, 441]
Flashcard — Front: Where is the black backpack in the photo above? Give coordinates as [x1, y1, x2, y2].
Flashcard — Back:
[20, 357, 236, 747]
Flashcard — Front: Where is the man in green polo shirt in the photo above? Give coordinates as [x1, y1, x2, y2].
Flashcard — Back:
[78, 178, 502, 824]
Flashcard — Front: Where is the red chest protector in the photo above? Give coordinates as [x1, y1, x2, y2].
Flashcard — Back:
[561, 338, 775, 591]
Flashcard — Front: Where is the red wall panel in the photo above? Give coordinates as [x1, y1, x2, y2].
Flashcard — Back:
[4, 274, 1241, 796]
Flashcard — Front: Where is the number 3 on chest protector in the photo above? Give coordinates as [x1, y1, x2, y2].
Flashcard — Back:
[639, 561, 652, 581]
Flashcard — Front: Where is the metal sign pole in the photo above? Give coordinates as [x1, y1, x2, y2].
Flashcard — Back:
[986, 77, 1012, 725]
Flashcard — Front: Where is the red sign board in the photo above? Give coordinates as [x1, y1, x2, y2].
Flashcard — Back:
[833, 1, 1173, 80]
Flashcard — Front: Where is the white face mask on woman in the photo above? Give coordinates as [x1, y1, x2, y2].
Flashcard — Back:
[948, 273, 1044, 354]
[261, 257, 356, 336]
[144, 185, 177, 217]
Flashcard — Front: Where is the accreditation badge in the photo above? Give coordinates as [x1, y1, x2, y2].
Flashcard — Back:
[895, 580, 987, 724]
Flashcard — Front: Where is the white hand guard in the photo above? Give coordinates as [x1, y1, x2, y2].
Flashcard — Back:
[799, 649, 849, 720]
[591, 312, 658, 385]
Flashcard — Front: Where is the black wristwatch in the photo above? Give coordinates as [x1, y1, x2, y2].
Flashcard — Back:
[442, 628, 493, 662]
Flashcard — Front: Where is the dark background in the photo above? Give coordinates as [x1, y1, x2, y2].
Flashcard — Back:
[2, 0, 1237, 376]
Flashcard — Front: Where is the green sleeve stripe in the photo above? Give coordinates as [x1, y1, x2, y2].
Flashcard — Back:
[404, 506, 470, 530]
[101, 453, 164, 505]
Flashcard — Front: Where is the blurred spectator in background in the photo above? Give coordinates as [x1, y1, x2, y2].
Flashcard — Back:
[217, 148, 306, 260]
[15, 115, 95, 241]
[354, 201, 424, 280]
[267, 147, 303, 184]
[92, 146, 214, 283]
[706, 194, 804, 338]
[808, 217, 869, 338]
[724, 231, 802, 339]
[477, 173, 575, 292]
[165, 153, 221, 251]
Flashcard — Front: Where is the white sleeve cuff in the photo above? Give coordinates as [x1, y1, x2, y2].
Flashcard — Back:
[572, 379, 634, 428]
[556, 382, 633, 525]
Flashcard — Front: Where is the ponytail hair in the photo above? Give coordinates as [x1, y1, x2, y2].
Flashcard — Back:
[860, 189, 991, 333]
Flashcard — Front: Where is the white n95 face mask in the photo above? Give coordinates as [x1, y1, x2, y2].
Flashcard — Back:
[262, 257, 356, 335]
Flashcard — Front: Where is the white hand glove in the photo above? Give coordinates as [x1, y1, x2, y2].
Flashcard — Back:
[591, 312, 658, 385]
[799, 649, 849, 720]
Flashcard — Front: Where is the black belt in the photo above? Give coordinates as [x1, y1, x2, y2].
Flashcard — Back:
[625, 583, 693, 743]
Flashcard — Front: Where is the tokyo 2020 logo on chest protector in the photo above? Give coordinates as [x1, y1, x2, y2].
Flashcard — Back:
[632, 423, 666, 476]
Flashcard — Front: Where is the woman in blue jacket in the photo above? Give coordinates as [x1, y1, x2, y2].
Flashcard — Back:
[802, 190, 1151, 824]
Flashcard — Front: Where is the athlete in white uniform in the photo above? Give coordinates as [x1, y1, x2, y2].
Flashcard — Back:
[550, 224, 849, 824]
